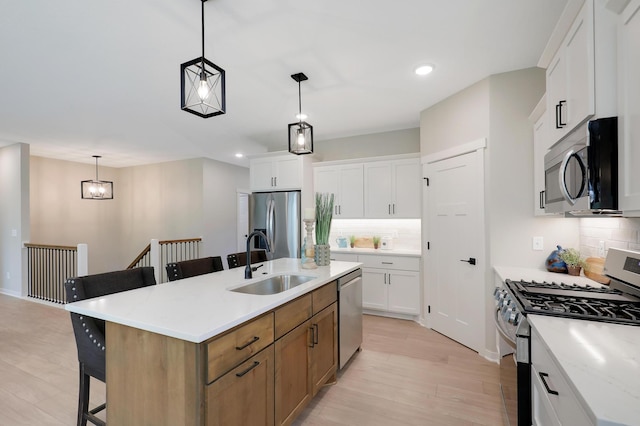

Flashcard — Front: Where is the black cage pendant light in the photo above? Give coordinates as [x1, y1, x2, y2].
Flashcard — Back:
[288, 73, 313, 155]
[180, 0, 226, 118]
[81, 156, 113, 200]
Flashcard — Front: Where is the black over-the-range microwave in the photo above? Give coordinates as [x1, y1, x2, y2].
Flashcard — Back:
[543, 116, 619, 216]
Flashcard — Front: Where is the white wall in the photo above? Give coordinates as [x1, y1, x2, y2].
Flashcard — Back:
[315, 128, 419, 161]
[419, 67, 580, 358]
[0, 143, 30, 297]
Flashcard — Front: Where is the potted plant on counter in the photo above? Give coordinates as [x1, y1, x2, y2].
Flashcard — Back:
[314, 192, 334, 266]
[349, 235, 356, 248]
[373, 235, 381, 249]
[559, 248, 586, 276]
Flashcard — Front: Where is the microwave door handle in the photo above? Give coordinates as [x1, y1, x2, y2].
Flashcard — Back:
[559, 149, 577, 205]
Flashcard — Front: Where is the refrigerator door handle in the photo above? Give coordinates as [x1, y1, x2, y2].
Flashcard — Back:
[266, 198, 276, 250]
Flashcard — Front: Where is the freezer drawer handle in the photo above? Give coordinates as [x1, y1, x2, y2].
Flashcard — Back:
[539, 372, 559, 396]
[235, 336, 260, 350]
[235, 361, 260, 377]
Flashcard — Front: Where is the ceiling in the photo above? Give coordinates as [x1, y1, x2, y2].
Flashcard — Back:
[0, 0, 567, 168]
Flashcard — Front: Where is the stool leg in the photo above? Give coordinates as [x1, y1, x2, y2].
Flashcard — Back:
[78, 365, 90, 426]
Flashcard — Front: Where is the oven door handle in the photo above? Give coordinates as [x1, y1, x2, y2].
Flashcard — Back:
[494, 309, 516, 349]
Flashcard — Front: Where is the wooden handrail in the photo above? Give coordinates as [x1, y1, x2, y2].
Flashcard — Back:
[127, 244, 151, 270]
[158, 237, 202, 245]
[24, 243, 77, 250]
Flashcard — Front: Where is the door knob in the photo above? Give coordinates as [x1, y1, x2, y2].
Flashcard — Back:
[460, 258, 476, 265]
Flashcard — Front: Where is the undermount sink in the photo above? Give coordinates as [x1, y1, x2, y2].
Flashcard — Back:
[230, 274, 315, 295]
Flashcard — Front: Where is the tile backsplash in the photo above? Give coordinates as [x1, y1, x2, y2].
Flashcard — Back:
[579, 217, 640, 257]
[329, 219, 422, 251]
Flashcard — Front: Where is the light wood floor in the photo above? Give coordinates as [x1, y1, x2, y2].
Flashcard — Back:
[0, 294, 504, 425]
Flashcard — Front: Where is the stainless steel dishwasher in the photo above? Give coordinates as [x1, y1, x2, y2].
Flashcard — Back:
[338, 269, 362, 369]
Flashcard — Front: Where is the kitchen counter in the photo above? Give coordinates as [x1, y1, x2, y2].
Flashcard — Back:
[331, 247, 421, 257]
[494, 265, 600, 287]
[528, 315, 640, 426]
[65, 258, 361, 343]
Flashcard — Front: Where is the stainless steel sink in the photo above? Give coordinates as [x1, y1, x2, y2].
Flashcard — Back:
[230, 274, 315, 295]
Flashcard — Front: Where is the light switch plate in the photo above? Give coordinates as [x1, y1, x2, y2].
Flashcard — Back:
[532, 236, 544, 251]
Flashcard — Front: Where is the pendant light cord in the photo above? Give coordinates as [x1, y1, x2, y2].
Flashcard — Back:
[298, 81, 302, 124]
[201, 0, 205, 61]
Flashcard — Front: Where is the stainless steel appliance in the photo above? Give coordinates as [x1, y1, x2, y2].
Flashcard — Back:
[338, 268, 362, 369]
[494, 248, 640, 425]
[249, 191, 301, 259]
[544, 116, 619, 215]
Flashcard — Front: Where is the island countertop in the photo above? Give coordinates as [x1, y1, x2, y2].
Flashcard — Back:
[65, 258, 361, 344]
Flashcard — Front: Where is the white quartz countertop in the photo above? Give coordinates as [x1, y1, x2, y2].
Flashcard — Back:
[65, 258, 361, 344]
[494, 266, 601, 287]
[528, 315, 640, 426]
[331, 247, 421, 257]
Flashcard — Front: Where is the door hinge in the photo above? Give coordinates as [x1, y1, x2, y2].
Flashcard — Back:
[423, 177, 429, 186]
[428, 305, 431, 314]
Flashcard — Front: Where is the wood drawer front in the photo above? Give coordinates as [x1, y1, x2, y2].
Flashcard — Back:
[312, 281, 337, 315]
[274, 294, 312, 339]
[358, 255, 419, 271]
[531, 330, 592, 426]
[207, 313, 274, 383]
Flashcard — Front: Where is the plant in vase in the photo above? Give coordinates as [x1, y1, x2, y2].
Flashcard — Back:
[559, 248, 586, 276]
[315, 192, 334, 266]
[372, 235, 381, 249]
[349, 235, 356, 248]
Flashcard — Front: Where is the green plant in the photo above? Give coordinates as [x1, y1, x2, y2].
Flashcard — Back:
[315, 192, 334, 245]
[349, 235, 356, 245]
[372, 235, 381, 246]
[559, 248, 586, 268]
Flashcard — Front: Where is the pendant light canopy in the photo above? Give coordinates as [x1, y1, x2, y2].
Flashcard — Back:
[288, 73, 313, 155]
[81, 156, 113, 200]
[181, 0, 226, 118]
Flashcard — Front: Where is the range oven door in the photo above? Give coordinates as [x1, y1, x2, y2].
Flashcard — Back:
[495, 311, 531, 426]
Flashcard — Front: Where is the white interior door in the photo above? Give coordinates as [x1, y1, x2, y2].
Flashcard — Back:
[236, 191, 249, 252]
[425, 147, 485, 353]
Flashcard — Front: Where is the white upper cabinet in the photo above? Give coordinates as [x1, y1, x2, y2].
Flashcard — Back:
[313, 164, 364, 218]
[250, 154, 303, 191]
[364, 158, 421, 218]
[618, 0, 640, 214]
[531, 97, 550, 216]
[545, 0, 617, 146]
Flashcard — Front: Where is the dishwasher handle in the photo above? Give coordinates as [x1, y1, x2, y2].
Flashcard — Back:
[338, 269, 362, 290]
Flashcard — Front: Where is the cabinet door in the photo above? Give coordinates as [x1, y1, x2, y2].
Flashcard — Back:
[533, 114, 548, 216]
[274, 156, 302, 190]
[619, 0, 640, 213]
[338, 164, 364, 218]
[314, 166, 340, 213]
[274, 320, 312, 426]
[207, 346, 275, 426]
[564, 0, 594, 130]
[546, 52, 568, 142]
[362, 268, 387, 311]
[387, 270, 420, 315]
[251, 158, 275, 191]
[310, 303, 338, 396]
[392, 159, 420, 218]
[364, 161, 393, 218]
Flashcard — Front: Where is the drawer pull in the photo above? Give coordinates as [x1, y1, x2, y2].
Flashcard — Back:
[235, 336, 260, 350]
[381, 262, 393, 265]
[235, 361, 260, 377]
[308, 327, 315, 348]
[313, 323, 319, 345]
[539, 372, 559, 395]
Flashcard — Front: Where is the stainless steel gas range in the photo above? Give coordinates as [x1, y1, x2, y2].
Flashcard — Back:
[494, 248, 640, 426]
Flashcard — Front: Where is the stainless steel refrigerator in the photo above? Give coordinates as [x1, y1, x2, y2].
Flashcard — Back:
[249, 191, 301, 259]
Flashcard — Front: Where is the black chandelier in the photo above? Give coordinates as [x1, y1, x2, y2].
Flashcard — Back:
[180, 0, 226, 118]
[81, 156, 113, 200]
[288, 73, 313, 155]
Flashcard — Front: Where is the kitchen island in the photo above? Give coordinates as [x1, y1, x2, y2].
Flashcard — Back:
[66, 258, 361, 425]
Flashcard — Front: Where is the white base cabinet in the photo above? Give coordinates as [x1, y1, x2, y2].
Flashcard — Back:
[531, 327, 593, 426]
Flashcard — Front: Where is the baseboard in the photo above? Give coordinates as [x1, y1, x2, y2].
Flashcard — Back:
[363, 309, 418, 321]
[482, 348, 500, 364]
[0, 288, 21, 298]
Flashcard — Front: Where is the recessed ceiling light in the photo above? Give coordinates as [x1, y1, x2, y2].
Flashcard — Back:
[415, 64, 434, 76]
[235, 153, 244, 158]
[296, 113, 308, 120]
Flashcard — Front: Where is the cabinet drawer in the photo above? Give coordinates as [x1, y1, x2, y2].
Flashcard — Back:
[531, 329, 592, 426]
[330, 253, 358, 262]
[207, 313, 274, 383]
[312, 281, 337, 315]
[274, 294, 312, 339]
[358, 255, 419, 271]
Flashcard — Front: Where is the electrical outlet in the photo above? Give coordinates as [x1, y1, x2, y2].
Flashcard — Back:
[598, 240, 606, 257]
[532, 236, 544, 251]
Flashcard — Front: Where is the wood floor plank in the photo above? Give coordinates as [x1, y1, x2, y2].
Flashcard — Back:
[0, 294, 505, 425]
